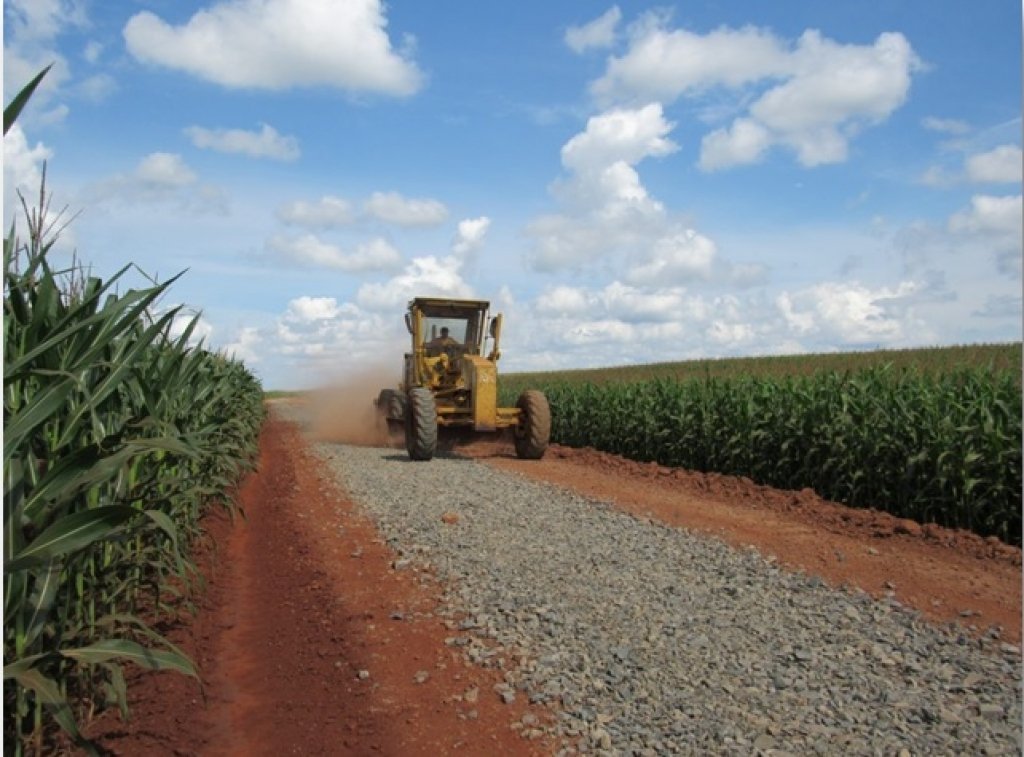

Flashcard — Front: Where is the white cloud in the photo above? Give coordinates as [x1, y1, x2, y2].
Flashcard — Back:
[698, 118, 772, 170]
[135, 152, 197, 188]
[965, 145, 1022, 184]
[3, 0, 82, 117]
[277, 196, 355, 228]
[535, 285, 590, 317]
[268, 234, 402, 273]
[287, 296, 341, 322]
[948, 194, 1022, 238]
[364, 191, 448, 226]
[777, 280, 922, 344]
[921, 116, 970, 135]
[356, 255, 473, 312]
[452, 216, 491, 259]
[592, 19, 790, 103]
[565, 6, 621, 54]
[948, 194, 1023, 278]
[221, 326, 262, 363]
[627, 230, 717, 285]
[528, 104, 679, 271]
[185, 123, 300, 161]
[123, 0, 422, 95]
[84, 152, 230, 212]
[709, 31, 919, 168]
[590, 15, 919, 170]
[560, 103, 677, 173]
[601, 281, 688, 322]
[708, 319, 755, 346]
[3, 124, 53, 226]
[168, 310, 214, 346]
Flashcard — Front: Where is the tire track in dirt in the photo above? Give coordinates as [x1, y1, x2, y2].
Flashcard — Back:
[88, 410, 550, 755]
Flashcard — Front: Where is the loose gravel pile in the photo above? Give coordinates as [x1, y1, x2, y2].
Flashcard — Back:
[310, 434, 1021, 755]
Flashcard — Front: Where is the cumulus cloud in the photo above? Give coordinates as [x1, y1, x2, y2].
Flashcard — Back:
[704, 31, 919, 169]
[589, 14, 919, 170]
[535, 285, 591, 317]
[3, 124, 53, 226]
[698, 118, 772, 170]
[565, 6, 621, 54]
[948, 194, 1022, 238]
[965, 145, 1022, 184]
[268, 234, 403, 273]
[84, 152, 229, 212]
[3, 0, 82, 120]
[777, 280, 923, 344]
[135, 152, 196, 187]
[527, 103, 720, 280]
[168, 309, 214, 346]
[222, 326, 263, 364]
[185, 123, 300, 161]
[948, 194, 1023, 277]
[560, 103, 678, 174]
[277, 196, 355, 228]
[626, 230, 717, 285]
[356, 255, 473, 312]
[452, 216, 491, 259]
[528, 104, 675, 270]
[287, 295, 342, 322]
[223, 251, 478, 386]
[591, 19, 790, 103]
[123, 0, 422, 95]
[364, 191, 448, 226]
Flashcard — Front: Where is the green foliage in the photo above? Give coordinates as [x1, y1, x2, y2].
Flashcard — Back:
[502, 365, 1021, 545]
[503, 343, 1022, 394]
[3, 67, 265, 755]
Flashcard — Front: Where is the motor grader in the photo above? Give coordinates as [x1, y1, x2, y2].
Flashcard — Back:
[375, 297, 550, 461]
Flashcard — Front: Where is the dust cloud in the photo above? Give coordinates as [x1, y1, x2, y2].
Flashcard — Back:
[307, 363, 403, 448]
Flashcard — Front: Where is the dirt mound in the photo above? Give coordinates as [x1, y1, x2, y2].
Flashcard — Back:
[545, 444, 1021, 565]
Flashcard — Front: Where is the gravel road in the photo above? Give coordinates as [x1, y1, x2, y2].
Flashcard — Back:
[310, 433, 1021, 755]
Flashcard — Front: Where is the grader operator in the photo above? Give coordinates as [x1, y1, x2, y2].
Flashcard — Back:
[375, 297, 550, 461]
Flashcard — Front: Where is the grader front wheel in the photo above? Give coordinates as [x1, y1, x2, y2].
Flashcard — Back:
[405, 386, 437, 461]
[514, 390, 550, 460]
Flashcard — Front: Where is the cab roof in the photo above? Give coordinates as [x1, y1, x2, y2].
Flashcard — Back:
[409, 297, 490, 315]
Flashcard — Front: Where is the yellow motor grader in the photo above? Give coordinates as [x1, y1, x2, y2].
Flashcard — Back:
[375, 297, 550, 461]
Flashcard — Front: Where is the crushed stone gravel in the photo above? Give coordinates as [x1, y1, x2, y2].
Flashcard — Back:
[305, 429, 1021, 756]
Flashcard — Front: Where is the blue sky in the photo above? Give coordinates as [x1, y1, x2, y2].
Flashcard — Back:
[4, 1, 1021, 390]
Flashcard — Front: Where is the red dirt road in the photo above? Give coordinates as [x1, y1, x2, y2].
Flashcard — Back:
[88, 412, 551, 756]
[87, 407, 1021, 754]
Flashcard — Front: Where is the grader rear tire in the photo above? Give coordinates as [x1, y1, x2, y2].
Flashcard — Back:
[405, 386, 437, 461]
[514, 390, 550, 460]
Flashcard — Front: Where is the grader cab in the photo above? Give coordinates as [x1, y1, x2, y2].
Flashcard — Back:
[375, 297, 550, 461]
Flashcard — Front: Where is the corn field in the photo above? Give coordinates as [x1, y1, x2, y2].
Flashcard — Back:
[502, 366, 1022, 545]
[3, 71, 265, 754]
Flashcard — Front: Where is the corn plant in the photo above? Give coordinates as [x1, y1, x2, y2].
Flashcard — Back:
[502, 366, 1022, 544]
[4, 70, 264, 754]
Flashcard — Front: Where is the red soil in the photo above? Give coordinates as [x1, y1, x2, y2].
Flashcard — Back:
[85, 412, 551, 756]
[84, 408, 1021, 754]
[463, 441, 1022, 644]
